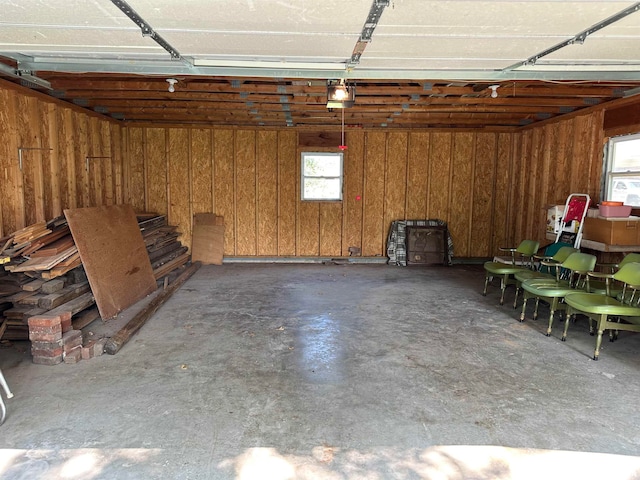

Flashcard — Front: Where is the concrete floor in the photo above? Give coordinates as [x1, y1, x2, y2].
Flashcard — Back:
[1, 263, 640, 480]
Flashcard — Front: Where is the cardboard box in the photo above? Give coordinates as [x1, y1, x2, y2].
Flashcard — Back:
[583, 216, 640, 245]
[546, 205, 565, 234]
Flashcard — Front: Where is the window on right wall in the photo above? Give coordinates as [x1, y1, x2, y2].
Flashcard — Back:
[603, 133, 640, 206]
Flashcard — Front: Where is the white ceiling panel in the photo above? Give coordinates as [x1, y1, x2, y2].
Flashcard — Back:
[127, 0, 371, 33]
[378, 1, 633, 36]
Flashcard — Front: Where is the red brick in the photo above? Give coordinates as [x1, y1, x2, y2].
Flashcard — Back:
[32, 354, 63, 365]
[31, 346, 64, 357]
[28, 315, 62, 328]
[28, 324, 62, 335]
[60, 312, 72, 333]
[31, 339, 64, 350]
[29, 331, 63, 343]
[63, 347, 82, 364]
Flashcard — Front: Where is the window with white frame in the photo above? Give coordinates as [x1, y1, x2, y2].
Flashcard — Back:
[603, 133, 640, 206]
[301, 152, 343, 201]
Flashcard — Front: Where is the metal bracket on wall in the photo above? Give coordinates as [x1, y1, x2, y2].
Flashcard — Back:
[85, 156, 112, 171]
[17, 147, 53, 171]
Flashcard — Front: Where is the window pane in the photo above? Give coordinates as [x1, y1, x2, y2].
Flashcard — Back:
[303, 178, 341, 200]
[609, 175, 640, 205]
[304, 155, 341, 177]
[611, 138, 640, 172]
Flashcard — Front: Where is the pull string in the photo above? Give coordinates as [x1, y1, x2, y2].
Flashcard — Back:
[341, 107, 345, 146]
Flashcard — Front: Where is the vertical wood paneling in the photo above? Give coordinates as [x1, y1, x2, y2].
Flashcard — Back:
[0, 84, 124, 235]
[428, 132, 452, 221]
[298, 201, 319, 256]
[126, 127, 146, 211]
[278, 130, 297, 256]
[191, 129, 213, 214]
[449, 132, 474, 257]
[320, 202, 342, 256]
[471, 133, 497, 256]
[493, 133, 513, 254]
[256, 130, 278, 255]
[235, 130, 257, 255]
[145, 128, 168, 215]
[46, 104, 61, 218]
[362, 132, 386, 255]
[111, 124, 124, 205]
[88, 117, 104, 207]
[73, 112, 90, 208]
[168, 128, 191, 248]
[406, 132, 430, 219]
[19, 96, 45, 226]
[0, 82, 612, 260]
[342, 130, 365, 255]
[0, 89, 19, 235]
[213, 129, 235, 255]
[384, 132, 408, 231]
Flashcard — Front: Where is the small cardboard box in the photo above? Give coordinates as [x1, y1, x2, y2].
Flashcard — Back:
[583, 216, 640, 245]
[546, 205, 565, 234]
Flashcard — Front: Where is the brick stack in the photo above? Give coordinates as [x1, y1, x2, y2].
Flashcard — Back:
[27, 313, 84, 365]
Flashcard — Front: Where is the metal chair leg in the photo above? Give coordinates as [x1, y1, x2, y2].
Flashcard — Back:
[0, 368, 13, 426]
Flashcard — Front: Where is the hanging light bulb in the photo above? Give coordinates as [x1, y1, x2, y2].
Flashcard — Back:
[489, 85, 499, 98]
[166, 78, 178, 93]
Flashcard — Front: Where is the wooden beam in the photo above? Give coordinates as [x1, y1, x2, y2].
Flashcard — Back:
[104, 261, 201, 355]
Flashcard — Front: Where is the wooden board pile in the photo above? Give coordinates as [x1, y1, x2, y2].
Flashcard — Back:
[0, 213, 191, 364]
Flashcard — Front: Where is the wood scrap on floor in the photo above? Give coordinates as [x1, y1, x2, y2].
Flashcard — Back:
[1, 208, 196, 363]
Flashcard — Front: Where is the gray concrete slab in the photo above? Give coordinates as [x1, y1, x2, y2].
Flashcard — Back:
[1, 264, 639, 479]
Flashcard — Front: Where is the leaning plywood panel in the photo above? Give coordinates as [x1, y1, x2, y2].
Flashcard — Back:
[449, 132, 474, 257]
[64, 204, 157, 320]
[362, 132, 386, 256]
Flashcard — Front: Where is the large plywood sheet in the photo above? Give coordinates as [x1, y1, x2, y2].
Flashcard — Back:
[168, 128, 191, 248]
[127, 127, 146, 211]
[191, 128, 213, 215]
[384, 132, 408, 229]
[492, 133, 513, 255]
[342, 131, 364, 255]
[298, 202, 319, 256]
[278, 131, 297, 256]
[320, 202, 342, 256]
[362, 132, 386, 256]
[471, 133, 497, 256]
[235, 130, 257, 255]
[406, 132, 429, 219]
[145, 128, 168, 215]
[257, 130, 278, 256]
[213, 129, 235, 255]
[429, 132, 452, 222]
[449, 132, 474, 256]
[64, 204, 157, 320]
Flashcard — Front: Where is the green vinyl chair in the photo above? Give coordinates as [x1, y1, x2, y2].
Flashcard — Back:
[520, 252, 597, 336]
[483, 239, 540, 305]
[564, 262, 640, 360]
[586, 252, 640, 297]
[512, 245, 578, 309]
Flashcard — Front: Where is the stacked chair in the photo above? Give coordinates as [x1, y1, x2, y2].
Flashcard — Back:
[512, 245, 578, 309]
[564, 261, 640, 360]
[483, 240, 540, 305]
[519, 252, 597, 337]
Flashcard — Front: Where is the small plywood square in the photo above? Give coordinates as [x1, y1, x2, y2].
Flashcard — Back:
[64, 205, 157, 320]
[191, 214, 224, 265]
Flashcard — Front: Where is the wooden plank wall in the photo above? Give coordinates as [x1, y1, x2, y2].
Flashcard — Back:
[508, 110, 605, 249]
[0, 82, 124, 238]
[126, 127, 524, 258]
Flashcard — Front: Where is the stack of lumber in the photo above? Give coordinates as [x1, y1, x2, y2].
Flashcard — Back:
[0, 213, 190, 345]
[138, 215, 190, 281]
